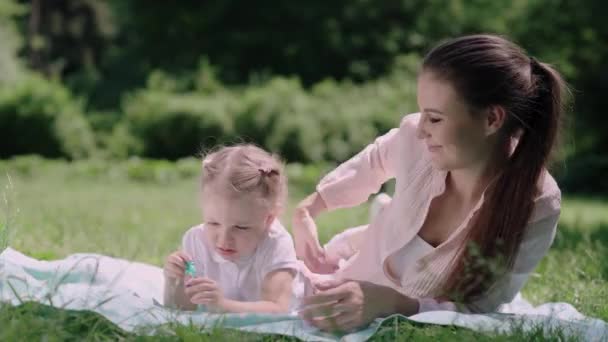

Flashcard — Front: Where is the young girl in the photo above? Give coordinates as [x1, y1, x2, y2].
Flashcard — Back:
[163, 144, 299, 313]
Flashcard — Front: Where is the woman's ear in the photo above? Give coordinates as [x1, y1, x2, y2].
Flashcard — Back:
[485, 105, 507, 136]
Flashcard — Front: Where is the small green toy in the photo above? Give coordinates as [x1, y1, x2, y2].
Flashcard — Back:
[185, 261, 196, 277]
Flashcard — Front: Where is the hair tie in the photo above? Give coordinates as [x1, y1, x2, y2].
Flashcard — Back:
[258, 167, 277, 177]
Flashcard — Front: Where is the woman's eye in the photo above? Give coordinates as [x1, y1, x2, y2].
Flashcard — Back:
[430, 117, 442, 123]
[207, 222, 220, 227]
[234, 225, 250, 230]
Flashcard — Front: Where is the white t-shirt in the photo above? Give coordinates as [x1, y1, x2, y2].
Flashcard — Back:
[181, 219, 300, 303]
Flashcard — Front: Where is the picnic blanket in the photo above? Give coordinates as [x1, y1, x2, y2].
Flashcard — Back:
[1, 247, 606, 341]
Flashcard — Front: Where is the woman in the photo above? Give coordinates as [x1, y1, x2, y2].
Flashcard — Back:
[293, 34, 567, 332]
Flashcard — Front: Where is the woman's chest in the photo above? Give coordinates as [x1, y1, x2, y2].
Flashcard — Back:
[417, 191, 472, 248]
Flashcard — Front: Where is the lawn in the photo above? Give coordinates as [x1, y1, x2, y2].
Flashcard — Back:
[1, 157, 606, 341]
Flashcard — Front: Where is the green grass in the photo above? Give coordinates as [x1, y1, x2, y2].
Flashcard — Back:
[1, 159, 606, 341]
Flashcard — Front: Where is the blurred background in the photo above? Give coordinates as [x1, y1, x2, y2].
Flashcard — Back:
[0, 0, 607, 194]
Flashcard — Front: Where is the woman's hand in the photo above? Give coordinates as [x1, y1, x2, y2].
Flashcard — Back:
[299, 279, 418, 332]
[185, 277, 225, 310]
[292, 207, 338, 274]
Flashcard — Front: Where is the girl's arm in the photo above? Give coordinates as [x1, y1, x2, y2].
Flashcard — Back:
[216, 269, 295, 313]
[164, 276, 197, 311]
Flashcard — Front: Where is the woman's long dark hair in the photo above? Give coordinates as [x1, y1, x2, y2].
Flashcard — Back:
[421, 34, 568, 301]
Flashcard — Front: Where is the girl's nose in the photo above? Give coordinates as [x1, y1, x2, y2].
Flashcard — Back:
[217, 229, 232, 246]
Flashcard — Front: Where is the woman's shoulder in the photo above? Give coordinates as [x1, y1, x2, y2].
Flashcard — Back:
[398, 112, 425, 148]
[529, 169, 562, 223]
[540, 169, 561, 195]
[395, 112, 433, 171]
[395, 112, 421, 141]
[398, 112, 421, 130]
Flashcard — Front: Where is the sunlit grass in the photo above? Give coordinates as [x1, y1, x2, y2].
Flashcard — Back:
[1, 158, 606, 340]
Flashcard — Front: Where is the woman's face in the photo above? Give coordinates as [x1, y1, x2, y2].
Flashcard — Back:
[416, 71, 494, 171]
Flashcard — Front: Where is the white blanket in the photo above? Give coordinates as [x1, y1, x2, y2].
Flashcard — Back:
[1, 247, 605, 341]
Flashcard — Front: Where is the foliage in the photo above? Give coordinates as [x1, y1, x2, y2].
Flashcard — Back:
[120, 56, 418, 162]
[0, 75, 96, 159]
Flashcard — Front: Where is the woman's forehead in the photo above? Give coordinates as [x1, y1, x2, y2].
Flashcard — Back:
[418, 73, 456, 104]
[417, 72, 471, 116]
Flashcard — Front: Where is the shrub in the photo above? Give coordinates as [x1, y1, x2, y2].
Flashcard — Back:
[0, 75, 96, 159]
[122, 89, 236, 160]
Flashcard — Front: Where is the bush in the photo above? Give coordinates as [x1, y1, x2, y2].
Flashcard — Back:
[122, 89, 237, 160]
[121, 54, 419, 163]
[285, 162, 335, 195]
[1, 53, 419, 164]
[237, 78, 325, 162]
[0, 0, 24, 86]
[0, 75, 96, 159]
[102, 121, 142, 159]
[0, 154, 66, 178]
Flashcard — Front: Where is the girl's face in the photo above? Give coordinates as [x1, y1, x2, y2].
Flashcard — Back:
[202, 187, 274, 261]
[416, 71, 495, 171]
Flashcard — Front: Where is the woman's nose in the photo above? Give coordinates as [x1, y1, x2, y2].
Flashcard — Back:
[416, 118, 429, 139]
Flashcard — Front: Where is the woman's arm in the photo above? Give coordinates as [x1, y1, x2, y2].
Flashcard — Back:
[313, 123, 403, 211]
[303, 113, 418, 214]
[295, 191, 328, 219]
[323, 225, 369, 262]
[299, 278, 419, 332]
[292, 192, 335, 273]
[294, 115, 415, 272]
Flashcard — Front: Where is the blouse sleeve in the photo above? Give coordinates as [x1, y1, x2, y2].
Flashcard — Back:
[316, 114, 418, 210]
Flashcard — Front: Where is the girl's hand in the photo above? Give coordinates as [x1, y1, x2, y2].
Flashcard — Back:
[163, 250, 192, 280]
[299, 278, 417, 332]
[292, 208, 338, 274]
[185, 277, 225, 309]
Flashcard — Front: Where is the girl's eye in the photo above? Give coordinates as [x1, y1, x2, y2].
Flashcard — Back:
[207, 222, 220, 227]
[430, 118, 442, 124]
[234, 225, 250, 230]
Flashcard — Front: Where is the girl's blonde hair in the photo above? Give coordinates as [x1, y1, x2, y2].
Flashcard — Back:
[201, 144, 288, 213]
